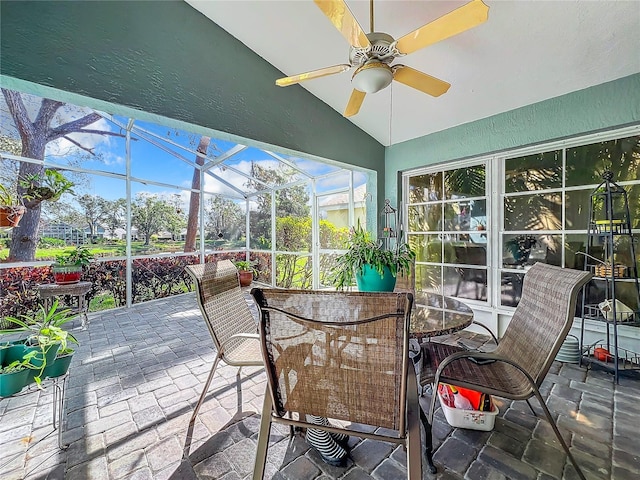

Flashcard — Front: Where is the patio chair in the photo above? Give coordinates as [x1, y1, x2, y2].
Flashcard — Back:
[454, 245, 487, 300]
[250, 289, 421, 480]
[420, 262, 591, 479]
[183, 260, 263, 456]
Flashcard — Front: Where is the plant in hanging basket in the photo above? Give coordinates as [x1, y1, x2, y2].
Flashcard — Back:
[19, 169, 75, 208]
[0, 184, 26, 229]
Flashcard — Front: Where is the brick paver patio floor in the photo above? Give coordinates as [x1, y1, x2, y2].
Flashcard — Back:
[1, 292, 639, 479]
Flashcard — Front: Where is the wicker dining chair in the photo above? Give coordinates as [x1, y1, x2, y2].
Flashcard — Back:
[250, 289, 421, 480]
[183, 260, 263, 456]
[420, 263, 592, 479]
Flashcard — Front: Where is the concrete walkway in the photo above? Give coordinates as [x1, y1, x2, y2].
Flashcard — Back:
[1, 292, 639, 479]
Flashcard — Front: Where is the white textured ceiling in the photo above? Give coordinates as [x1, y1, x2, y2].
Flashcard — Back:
[187, 0, 640, 147]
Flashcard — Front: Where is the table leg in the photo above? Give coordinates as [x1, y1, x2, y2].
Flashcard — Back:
[78, 295, 89, 330]
[411, 343, 437, 473]
[419, 402, 437, 473]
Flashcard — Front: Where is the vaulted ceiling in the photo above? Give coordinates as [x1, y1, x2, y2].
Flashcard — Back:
[189, 0, 640, 146]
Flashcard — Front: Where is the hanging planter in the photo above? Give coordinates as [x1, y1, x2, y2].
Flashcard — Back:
[0, 184, 25, 230]
[0, 205, 26, 229]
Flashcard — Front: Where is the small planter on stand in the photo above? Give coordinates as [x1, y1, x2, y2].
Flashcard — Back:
[43, 348, 75, 378]
[52, 264, 83, 285]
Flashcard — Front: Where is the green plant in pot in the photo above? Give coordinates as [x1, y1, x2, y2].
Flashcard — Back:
[0, 300, 78, 387]
[0, 358, 32, 397]
[51, 245, 94, 284]
[233, 260, 257, 287]
[331, 220, 415, 292]
[0, 184, 26, 229]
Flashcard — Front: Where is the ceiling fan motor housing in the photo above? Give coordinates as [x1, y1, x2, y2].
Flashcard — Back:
[349, 32, 396, 66]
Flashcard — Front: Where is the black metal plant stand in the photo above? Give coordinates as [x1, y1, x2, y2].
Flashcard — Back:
[579, 171, 640, 383]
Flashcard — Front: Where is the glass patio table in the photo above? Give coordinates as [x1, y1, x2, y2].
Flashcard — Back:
[409, 293, 474, 474]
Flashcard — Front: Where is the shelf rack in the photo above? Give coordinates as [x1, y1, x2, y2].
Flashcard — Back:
[579, 171, 640, 383]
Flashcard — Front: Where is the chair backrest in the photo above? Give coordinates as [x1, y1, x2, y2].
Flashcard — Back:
[394, 258, 415, 296]
[251, 289, 413, 434]
[495, 263, 591, 387]
[185, 260, 257, 357]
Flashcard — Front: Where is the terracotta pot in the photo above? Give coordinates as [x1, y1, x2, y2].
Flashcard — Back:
[0, 205, 26, 229]
[238, 270, 253, 287]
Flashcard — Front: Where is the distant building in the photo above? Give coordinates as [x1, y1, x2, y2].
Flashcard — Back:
[318, 183, 367, 229]
[40, 222, 86, 245]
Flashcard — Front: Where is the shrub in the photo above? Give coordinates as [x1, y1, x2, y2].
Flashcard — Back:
[38, 237, 66, 248]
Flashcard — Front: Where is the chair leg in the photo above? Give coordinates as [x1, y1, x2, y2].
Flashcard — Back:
[183, 354, 222, 457]
[405, 366, 422, 480]
[420, 376, 439, 473]
[533, 388, 586, 480]
[253, 388, 274, 480]
[525, 399, 537, 417]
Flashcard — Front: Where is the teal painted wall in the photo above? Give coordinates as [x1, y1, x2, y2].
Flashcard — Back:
[385, 73, 640, 205]
[0, 0, 385, 207]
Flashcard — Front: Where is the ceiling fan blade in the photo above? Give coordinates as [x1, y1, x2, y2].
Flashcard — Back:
[314, 0, 371, 49]
[344, 89, 366, 117]
[393, 66, 451, 97]
[395, 0, 489, 55]
[276, 64, 351, 87]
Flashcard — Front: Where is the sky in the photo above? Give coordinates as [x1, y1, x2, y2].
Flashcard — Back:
[0, 90, 369, 210]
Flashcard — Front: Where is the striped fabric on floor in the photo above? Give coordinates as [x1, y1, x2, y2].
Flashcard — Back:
[305, 415, 348, 467]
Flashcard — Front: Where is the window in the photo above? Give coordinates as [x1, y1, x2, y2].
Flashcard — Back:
[404, 128, 639, 311]
[405, 162, 489, 305]
[501, 134, 640, 308]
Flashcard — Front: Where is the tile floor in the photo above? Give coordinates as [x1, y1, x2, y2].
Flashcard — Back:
[1, 292, 639, 480]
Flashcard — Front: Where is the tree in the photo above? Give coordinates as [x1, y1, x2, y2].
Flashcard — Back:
[103, 199, 126, 241]
[247, 161, 310, 249]
[131, 194, 174, 245]
[1, 88, 124, 261]
[204, 195, 244, 242]
[184, 136, 210, 252]
[165, 195, 186, 241]
[77, 194, 109, 243]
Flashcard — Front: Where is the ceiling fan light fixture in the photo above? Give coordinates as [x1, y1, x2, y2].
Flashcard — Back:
[351, 61, 393, 94]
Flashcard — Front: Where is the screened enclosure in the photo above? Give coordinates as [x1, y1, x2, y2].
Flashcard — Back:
[0, 88, 375, 318]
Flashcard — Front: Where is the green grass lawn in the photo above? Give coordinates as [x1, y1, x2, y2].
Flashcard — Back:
[0, 239, 244, 261]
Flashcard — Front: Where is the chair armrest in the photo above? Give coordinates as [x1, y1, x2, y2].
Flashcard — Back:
[219, 333, 260, 351]
[470, 321, 499, 345]
[433, 350, 539, 394]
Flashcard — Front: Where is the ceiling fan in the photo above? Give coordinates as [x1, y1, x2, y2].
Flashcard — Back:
[276, 0, 489, 117]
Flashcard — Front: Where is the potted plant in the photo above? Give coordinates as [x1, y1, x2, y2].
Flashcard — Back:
[233, 260, 257, 287]
[43, 347, 76, 378]
[331, 220, 415, 292]
[51, 245, 94, 284]
[0, 184, 26, 229]
[0, 300, 77, 387]
[0, 358, 32, 397]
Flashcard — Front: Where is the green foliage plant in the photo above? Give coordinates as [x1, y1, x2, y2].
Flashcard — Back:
[0, 300, 78, 387]
[54, 245, 94, 267]
[331, 220, 416, 290]
[19, 169, 75, 204]
[233, 260, 257, 273]
[0, 358, 31, 374]
[0, 184, 21, 206]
